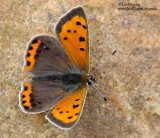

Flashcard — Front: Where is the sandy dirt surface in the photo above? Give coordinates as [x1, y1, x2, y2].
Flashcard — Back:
[0, 0, 160, 138]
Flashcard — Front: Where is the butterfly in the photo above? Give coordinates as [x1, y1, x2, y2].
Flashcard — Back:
[19, 6, 96, 130]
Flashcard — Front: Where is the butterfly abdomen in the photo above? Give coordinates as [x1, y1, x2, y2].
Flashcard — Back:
[33, 73, 85, 92]
[33, 74, 83, 84]
[33, 75, 60, 81]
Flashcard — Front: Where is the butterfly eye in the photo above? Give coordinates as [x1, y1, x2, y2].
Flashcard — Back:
[87, 81, 92, 86]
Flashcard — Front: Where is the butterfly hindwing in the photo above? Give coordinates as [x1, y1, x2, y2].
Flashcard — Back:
[46, 87, 88, 130]
[56, 6, 89, 71]
[20, 65, 86, 113]
[19, 81, 69, 113]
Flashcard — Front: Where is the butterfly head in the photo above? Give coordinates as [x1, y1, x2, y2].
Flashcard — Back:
[86, 74, 96, 86]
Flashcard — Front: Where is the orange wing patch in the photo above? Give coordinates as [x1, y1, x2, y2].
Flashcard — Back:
[56, 7, 89, 71]
[20, 82, 32, 110]
[25, 39, 42, 71]
[51, 87, 87, 124]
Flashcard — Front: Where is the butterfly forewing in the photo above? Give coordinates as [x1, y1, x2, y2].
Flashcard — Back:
[56, 6, 89, 71]
[24, 35, 73, 75]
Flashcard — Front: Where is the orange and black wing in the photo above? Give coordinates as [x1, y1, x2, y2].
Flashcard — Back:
[56, 6, 89, 72]
[19, 81, 68, 113]
[23, 35, 73, 75]
[20, 35, 75, 113]
[46, 87, 88, 130]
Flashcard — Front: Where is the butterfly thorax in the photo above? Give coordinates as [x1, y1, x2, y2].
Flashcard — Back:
[63, 74, 84, 85]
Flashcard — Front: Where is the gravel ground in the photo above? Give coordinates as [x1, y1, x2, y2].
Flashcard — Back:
[0, 0, 160, 138]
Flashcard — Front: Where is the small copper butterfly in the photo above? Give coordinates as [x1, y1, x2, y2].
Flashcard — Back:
[19, 6, 97, 130]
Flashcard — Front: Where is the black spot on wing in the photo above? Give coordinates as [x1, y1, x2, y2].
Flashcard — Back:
[75, 99, 80, 101]
[59, 111, 63, 114]
[30, 98, 35, 103]
[82, 25, 86, 29]
[73, 104, 79, 108]
[26, 61, 31, 66]
[76, 21, 81, 25]
[75, 113, 79, 115]
[68, 116, 73, 119]
[79, 37, 85, 42]
[29, 46, 33, 50]
[80, 48, 85, 51]
[34, 54, 38, 60]
[27, 53, 31, 57]
[24, 86, 28, 91]
[22, 101, 26, 104]
[32, 39, 38, 44]
[23, 106, 29, 110]
[29, 93, 33, 97]
[64, 37, 68, 40]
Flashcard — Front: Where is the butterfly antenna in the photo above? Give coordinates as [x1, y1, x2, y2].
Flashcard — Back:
[90, 50, 117, 101]
[90, 66, 99, 76]
[92, 85, 107, 102]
